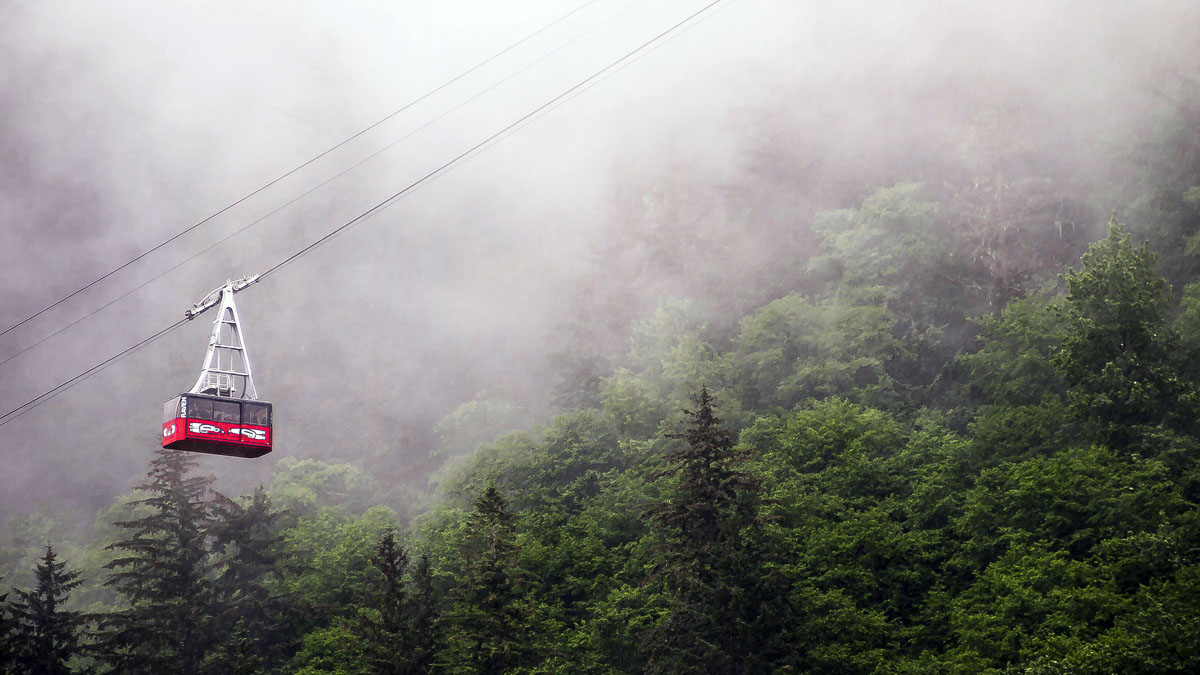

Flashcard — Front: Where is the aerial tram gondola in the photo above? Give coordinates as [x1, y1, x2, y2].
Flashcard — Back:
[162, 275, 273, 458]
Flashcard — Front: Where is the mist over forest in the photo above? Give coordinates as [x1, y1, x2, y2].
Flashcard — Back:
[2, 0, 1200, 672]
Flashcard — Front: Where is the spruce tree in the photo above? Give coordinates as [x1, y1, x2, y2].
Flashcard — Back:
[7, 545, 86, 675]
[361, 529, 410, 675]
[353, 530, 436, 675]
[407, 552, 437, 671]
[0, 578, 13, 675]
[440, 484, 529, 674]
[641, 387, 786, 674]
[98, 448, 218, 675]
[207, 487, 295, 675]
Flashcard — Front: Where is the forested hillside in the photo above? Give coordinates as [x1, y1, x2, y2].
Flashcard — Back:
[4, 7, 1200, 673]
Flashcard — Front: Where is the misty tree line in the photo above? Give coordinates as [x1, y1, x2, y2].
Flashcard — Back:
[5, 213, 1200, 672]
[4, 76, 1200, 673]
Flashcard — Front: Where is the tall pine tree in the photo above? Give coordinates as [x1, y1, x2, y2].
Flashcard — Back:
[0, 577, 13, 675]
[407, 552, 438, 671]
[440, 484, 530, 674]
[352, 530, 436, 675]
[207, 487, 296, 675]
[641, 387, 788, 674]
[7, 545, 85, 675]
[98, 448, 218, 675]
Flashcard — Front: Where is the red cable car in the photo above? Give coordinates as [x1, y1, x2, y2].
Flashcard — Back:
[162, 394, 272, 458]
[163, 275, 273, 458]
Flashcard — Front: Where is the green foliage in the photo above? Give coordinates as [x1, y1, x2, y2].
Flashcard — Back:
[965, 400, 1075, 468]
[439, 484, 537, 674]
[811, 182, 995, 343]
[959, 291, 1067, 407]
[278, 505, 396, 613]
[351, 530, 436, 674]
[948, 543, 1116, 670]
[1096, 564, 1200, 673]
[810, 183, 1001, 408]
[7, 545, 86, 675]
[732, 290, 900, 411]
[433, 386, 527, 459]
[944, 441, 1200, 671]
[744, 400, 960, 670]
[811, 183, 942, 290]
[745, 398, 906, 491]
[435, 410, 634, 516]
[1055, 220, 1198, 440]
[98, 449, 219, 675]
[0, 577, 12, 674]
[640, 388, 787, 674]
[0, 510, 87, 596]
[267, 458, 379, 519]
[598, 368, 670, 439]
[206, 488, 297, 675]
[406, 552, 438, 670]
[291, 620, 369, 675]
[626, 299, 732, 409]
[1174, 280, 1200, 382]
[954, 446, 1186, 568]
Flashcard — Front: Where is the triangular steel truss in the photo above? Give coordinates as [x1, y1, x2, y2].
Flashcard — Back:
[186, 276, 261, 400]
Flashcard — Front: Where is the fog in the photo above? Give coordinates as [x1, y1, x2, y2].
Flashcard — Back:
[1, 0, 1196, 523]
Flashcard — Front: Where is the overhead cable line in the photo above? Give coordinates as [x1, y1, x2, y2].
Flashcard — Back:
[0, 0, 730, 429]
[0, 318, 189, 428]
[260, 0, 730, 281]
[0, 0, 602, 342]
[0, 0, 650, 373]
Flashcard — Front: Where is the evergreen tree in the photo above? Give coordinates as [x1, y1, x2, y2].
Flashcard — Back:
[207, 487, 296, 675]
[0, 578, 13, 675]
[353, 530, 436, 675]
[7, 545, 85, 675]
[440, 484, 530, 674]
[407, 552, 437, 671]
[98, 448, 218, 675]
[640, 386, 786, 674]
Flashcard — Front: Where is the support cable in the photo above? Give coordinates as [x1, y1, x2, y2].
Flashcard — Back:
[0, 0, 647, 372]
[0, 0, 602, 341]
[0, 0, 730, 429]
[0, 319, 188, 426]
[260, 0, 728, 281]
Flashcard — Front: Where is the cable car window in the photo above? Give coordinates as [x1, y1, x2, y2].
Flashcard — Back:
[242, 402, 270, 426]
[163, 398, 180, 421]
[188, 398, 213, 420]
[212, 400, 240, 424]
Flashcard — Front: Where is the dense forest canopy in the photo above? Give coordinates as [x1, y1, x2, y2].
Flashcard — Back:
[4, 0, 1200, 672]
